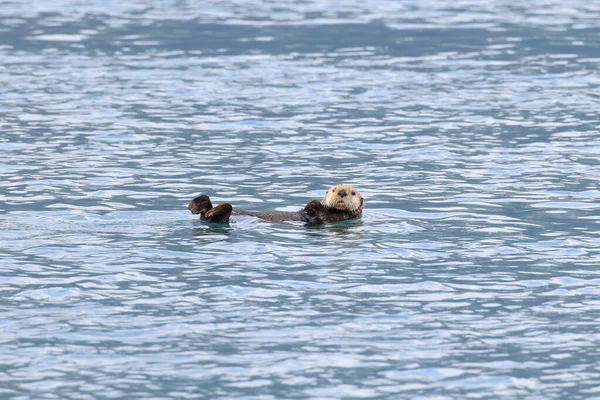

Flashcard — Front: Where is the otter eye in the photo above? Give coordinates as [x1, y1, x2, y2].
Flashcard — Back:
[352, 191, 356, 195]
[332, 188, 336, 192]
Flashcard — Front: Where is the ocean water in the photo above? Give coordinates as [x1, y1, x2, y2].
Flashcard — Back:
[2, 1, 600, 399]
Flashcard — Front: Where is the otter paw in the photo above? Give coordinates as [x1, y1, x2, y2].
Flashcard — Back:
[188, 194, 214, 216]
[205, 203, 233, 223]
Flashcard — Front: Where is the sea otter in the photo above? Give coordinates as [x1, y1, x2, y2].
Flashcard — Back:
[188, 184, 364, 225]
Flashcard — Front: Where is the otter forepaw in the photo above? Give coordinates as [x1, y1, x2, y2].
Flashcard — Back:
[300, 200, 326, 225]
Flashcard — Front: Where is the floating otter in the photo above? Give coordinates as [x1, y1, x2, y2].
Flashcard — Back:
[188, 184, 364, 225]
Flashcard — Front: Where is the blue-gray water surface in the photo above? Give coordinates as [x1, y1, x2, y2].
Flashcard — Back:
[2, 1, 600, 399]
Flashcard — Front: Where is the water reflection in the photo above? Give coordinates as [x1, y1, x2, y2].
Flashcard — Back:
[190, 224, 234, 236]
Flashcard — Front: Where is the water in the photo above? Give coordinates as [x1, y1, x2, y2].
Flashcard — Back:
[2, 0, 600, 398]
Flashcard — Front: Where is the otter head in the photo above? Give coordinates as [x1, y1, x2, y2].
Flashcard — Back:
[322, 184, 364, 215]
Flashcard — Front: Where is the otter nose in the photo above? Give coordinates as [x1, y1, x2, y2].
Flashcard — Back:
[338, 189, 347, 197]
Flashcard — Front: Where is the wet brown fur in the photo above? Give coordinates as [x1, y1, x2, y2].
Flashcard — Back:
[188, 185, 363, 225]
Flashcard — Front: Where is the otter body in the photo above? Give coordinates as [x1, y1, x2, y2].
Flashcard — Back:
[232, 210, 306, 222]
[188, 184, 363, 225]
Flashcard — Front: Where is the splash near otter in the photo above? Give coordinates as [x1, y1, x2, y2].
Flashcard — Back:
[188, 184, 364, 225]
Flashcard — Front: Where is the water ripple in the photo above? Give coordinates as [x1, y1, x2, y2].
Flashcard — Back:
[2, 0, 600, 399]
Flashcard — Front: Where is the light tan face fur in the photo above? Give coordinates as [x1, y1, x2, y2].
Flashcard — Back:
[322, 184, 364, 213]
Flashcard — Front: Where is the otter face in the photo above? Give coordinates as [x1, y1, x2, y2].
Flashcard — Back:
[322, 184, 364, 214]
